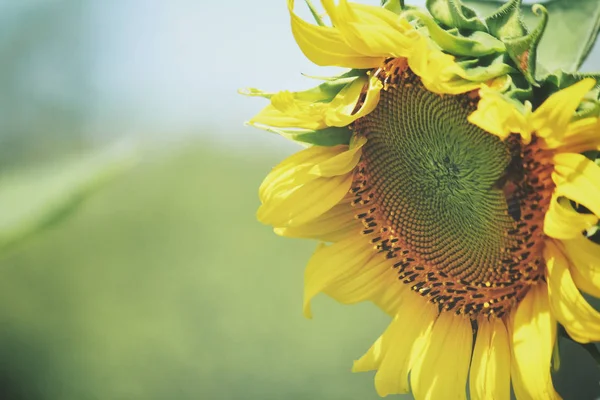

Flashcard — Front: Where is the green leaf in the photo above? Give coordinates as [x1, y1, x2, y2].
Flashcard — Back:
[503, 4, 548, 85]
[504, 73, 534, 102]
[540, 71, 600, 117]
[246, 124, 352, 147]
[558, 325, 600, 367]
[240, 69, 367, 103]
[485, 0, 528, 40]
[541, 70, 600, 93]
[466, 0, 600, 74]
[456, 53, 516, 80]
[0, 143, 137, 256]
[426, 0, 487, 31]
[410, 10, 505, 56]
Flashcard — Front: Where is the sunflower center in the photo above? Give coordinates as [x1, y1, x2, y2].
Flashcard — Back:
[351, 62, 552, 317]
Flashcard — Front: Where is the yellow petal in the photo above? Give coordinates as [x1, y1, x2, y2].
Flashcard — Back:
[561, 234, 600, 298]
[303, 236, 376, 318]
[467, 86, 532, 141]
[370, 260, 415, 316]
[252, 75, 381, 131]
[543, 194, 599, 239]
[353, 334, 387, 373]
[258, 172, 352, 228]
[274, 200, 362, 242]
[411, 312, 472, 400]
[510, 284, 560, 400]
[324, 75, 382, 127]
[321, 0, 416, 59]
[258, 141, 363, 228]
[324, 256, 396, 305]
[545, 240, 600, 343]
[351, 291, 414, 373]
[408, 36, 480, 95]
[258, 144, 345, 203]
[250, 101, 327, 130]
[469, 317, 511, 400]
[309, 136, 366, 177]
[288, 0, 381, 68]
[353, 295, 437, 396]
[552, 152, 600, 218]
[531, 78, 596, 144]
[548, 117, 600, 153]
[375, 299, 438, 397]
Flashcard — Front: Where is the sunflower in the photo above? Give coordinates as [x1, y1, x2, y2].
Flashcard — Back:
[244, 1, 600, 399]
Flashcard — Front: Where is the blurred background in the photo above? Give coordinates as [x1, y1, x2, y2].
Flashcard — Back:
[0, 0, 599, 399]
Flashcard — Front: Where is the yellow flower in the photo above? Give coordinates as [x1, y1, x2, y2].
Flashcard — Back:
[246, 1, 600, 399]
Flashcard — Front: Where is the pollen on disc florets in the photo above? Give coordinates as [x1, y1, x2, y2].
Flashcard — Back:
[350, 59, 555, 319]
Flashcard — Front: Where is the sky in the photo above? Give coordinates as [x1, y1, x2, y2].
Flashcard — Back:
[86, 0, 416, 143]
[4, 0, 599, 147]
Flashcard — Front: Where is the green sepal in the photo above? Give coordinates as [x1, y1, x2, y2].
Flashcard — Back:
[240, 69, 367, 103]
[503, 5, 548, 86]
[541, 71, 600, 94]
[381, 0, 404, 13]
[247, 125, 352, 147]
[301, 68, 366, 82]
[482, 73, 533, 113]
[504, 73, 534, 103]
[411, 10, 505, 57]
[426, 0, 487, 32]
[485, 0, 528, 41]
[456, 53, 516, 81]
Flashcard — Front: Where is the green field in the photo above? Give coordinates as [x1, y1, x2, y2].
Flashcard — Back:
[0, 142, 395, 400]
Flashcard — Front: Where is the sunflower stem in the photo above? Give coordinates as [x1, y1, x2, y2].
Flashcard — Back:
[304, 0, 326, 26]
[581, 343, 600, 368]
[559, 325, 600, 368]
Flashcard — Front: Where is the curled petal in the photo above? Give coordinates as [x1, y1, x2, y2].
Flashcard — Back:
[321, 0, 417, 59]
[288, 0, 381, 68]
[325, 76, 382, 127]
[552, 152, 600, 218]
[562, 235, 600, 298]
[545, 240, 600, 343]
[543, 194, 598, 239]
[252, 76, 380, 131]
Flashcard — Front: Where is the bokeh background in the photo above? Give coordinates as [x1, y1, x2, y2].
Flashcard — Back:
[0, 1, 599, 399]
